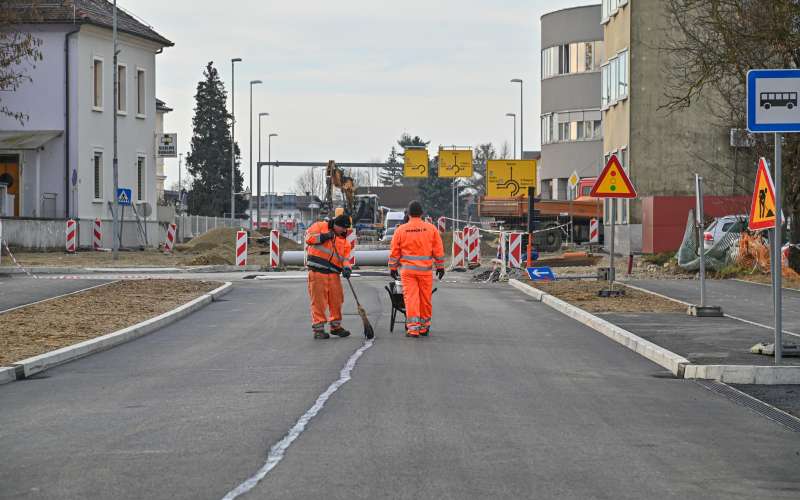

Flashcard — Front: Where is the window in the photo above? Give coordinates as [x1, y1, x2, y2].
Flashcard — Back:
[540, 109, 603, 145]
[602, 49, 629, 107]
[137, 156, 145, 201]
[602, 0, 625, 23]
[93, 151, 103, 200]
[542, 41, 603, 79]
[136, 69, 146, 117]
[93, 58, 103, 110]
[617, 50, 628, 99]
[117, 64, 127, 114]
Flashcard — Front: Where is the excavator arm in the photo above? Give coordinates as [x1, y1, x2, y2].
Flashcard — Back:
[322, 160, 356, 217]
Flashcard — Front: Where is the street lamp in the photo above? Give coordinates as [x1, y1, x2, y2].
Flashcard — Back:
[229, 57, 242, 220]
[506, 113, 517, 160]
[256, 112, 269, 230]
[511, 79, 523, 159]
[268, 133, 278, 222]
[248, 79, 263, 229]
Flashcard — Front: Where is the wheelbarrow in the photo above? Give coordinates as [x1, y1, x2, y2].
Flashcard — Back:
[384, 280, 437, 333]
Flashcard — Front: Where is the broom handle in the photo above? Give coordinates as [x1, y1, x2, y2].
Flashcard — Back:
[345, 276, 362, 308]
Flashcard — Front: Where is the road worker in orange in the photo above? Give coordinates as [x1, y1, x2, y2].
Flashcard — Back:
[389, 201, 445, 337]
[305, 214, 353, 339]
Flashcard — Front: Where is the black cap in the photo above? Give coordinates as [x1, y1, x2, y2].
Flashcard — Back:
[332, 214, 352, 229]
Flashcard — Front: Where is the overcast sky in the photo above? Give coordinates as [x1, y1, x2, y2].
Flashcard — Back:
[127, 0, 598, 193]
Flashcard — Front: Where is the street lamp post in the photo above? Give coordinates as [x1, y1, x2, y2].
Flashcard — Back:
[506, 113, 517, 159]
[230, 58, 242, 221]
[511, 79, 523, 158]
[268, 133, 278, 223]
[256, 112, 269, 230]
[112, 0, 119, 260]
[248, 80, 263, 230]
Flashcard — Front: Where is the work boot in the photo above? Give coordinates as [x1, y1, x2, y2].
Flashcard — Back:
[330, 327, 351, 338]
[406, 330, 419, 338]
[419, 329, 429, 337]
[314, 331, 330, 340]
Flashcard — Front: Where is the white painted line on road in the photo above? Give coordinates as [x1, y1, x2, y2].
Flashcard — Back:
[0, 280, 120, 315]
[732, 278, 800, 293]
[221, 339, 375, 500]
[253, 273, 361, 280]
[622, 282, 800, 339]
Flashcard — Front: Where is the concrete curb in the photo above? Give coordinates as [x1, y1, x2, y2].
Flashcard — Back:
[0, 282, 232, 383]
[0, 265, 263, 275]
[510, 279, 800, 384]
[0, 367, 15, 385]
[509, 279, 690, 377]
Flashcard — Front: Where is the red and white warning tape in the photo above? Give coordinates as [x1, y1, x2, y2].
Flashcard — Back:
[1, 240, 38, 279]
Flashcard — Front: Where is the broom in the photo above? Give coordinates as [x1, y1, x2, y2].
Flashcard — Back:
[345, 276, 375, 339]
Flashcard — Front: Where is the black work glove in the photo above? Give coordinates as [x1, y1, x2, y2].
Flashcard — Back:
[342, 268, 352, 279]
[390, 269, 400, 280]
[436, 268, 445, 280]
[319, 231, 335, 242]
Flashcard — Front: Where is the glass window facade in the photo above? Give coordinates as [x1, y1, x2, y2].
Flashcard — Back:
[601, 49, 628, 108]
[541, 109, 602, 145]
[602, 0, 628, 23]
[542, 41, 604, 79]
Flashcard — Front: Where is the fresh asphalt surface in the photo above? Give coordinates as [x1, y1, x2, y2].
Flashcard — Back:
[1, 276, 800, 499]
[0, 276, 111, 313]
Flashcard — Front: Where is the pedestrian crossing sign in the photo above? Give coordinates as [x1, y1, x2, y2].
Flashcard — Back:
[590, 154, 636, 199]
[749, 157, 777, 231]
[116, 188, 132, 206]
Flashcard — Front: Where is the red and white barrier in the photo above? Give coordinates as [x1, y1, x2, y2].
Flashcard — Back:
[424, 216, 433, 225]
[65, 219, 77, 253]
[236, 230, 248, 267]
[467, 226, 480, 265]
[346, 229, 357, 267]
[164, 223, 177, 253]
[437, 216, 446, 233]
[590, 218, 599, 244]
[270, 229, 280, 269]
[93, 219, 102, 251]
[452, 230, 467, 270]
[508, 233, 523, 268]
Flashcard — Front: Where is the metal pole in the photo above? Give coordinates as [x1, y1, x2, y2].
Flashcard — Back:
[696, 174, 706, 307]
[111, 0, 119, 260]
[513, 114, 517, 159]
[610, 201, 616, 290]
[249, 83, 253, 230]
[268, 135, 273, 223]
[775, 133, 783, 364]
[257, 116, 262, 230]
[520, 81, 524, 157]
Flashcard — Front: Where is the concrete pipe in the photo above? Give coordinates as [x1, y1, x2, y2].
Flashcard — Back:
[281, 249, 391, 267]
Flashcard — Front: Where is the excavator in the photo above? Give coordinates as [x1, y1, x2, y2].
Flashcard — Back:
[321, 160, 385, 239]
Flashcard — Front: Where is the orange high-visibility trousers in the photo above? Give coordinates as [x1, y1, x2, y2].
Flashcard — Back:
[308, 271, 344, 333]
[401, 272, 433, 334]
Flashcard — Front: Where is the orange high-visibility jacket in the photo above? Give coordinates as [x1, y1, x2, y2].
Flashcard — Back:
[305, 220, 352, 274]
[389, 216, 445, 275]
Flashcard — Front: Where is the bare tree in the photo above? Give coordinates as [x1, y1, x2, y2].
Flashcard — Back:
[499, 141, 511, 160]
[293, 167, 325, 199]
[662, 0, 800, 248]
[0, 2, 43, 124]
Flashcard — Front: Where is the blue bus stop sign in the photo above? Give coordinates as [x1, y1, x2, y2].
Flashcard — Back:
[747, 69, 800, 133]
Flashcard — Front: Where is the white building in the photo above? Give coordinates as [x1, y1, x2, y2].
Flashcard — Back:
[0, 1, 172, 246]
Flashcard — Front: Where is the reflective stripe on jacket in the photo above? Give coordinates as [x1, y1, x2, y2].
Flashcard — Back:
[305, 220, 352, 274]
[389, 216, 445, 275]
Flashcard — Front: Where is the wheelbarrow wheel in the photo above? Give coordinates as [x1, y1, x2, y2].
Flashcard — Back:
[390, 307, 397, 333]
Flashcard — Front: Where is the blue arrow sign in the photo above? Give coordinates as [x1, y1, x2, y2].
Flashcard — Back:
[116, 188, 132, 206]
[527, 267, 556, 281]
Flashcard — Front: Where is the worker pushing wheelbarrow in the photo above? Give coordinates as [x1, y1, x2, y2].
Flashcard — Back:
[387, 201, 446, 338]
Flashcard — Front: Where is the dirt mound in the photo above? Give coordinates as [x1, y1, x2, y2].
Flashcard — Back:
[175, 227, 240, 265]
[280, 235, 303, 251]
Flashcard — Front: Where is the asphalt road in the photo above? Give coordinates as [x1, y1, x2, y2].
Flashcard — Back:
[0, 276, 111, 313]
[1, 276, 799, 499]
[630, 278, 800, 334]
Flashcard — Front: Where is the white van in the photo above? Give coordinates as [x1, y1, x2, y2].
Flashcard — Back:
[384, 211, 406, 231]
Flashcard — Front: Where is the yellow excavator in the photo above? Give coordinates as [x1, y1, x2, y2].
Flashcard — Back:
[322, 160, 385, 238]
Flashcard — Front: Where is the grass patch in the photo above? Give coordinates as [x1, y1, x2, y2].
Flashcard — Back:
[643, 252, 676, 267]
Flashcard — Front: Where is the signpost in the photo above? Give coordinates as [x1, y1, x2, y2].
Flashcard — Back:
[439, 148, 473, 178]
[590, 154, 636, 297]
[116, 188, 131, 248]
[403, 149, 429, 178]
[747, 69, 796, 364]
[527, 266, 556, 281]
[486, 159, 537, 197]
[688, 175, 723, 317]
[156, 133, 178, 158]
[568, 171, 579, 244]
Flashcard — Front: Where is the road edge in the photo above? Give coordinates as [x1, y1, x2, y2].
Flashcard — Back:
[0, 281, 233, 384]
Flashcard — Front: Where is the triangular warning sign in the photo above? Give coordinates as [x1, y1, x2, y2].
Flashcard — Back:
[118, 191, 129, 203]
[749, 157, 777, 231]
[590, 154, 637, 199]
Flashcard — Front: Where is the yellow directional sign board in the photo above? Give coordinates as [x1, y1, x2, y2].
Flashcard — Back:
[439, 149, 473, 178]
[404, 149, 429, 178]
[749, 157, 777, 231]
[487, 160, 537, 197]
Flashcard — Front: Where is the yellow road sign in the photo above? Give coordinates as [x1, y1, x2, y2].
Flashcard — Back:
[749, 157, 777, 231]
[590, 154, 636, 198]
[439, 149, 473, 178]
[404, 149, 429, 178]
[487, 160, 537, 197]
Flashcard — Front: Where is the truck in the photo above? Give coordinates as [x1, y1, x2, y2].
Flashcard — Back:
[477, 178, 603, 253]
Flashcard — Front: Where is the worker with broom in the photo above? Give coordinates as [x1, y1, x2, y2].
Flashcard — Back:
[389, 201, 445, 337]
[305, 214, 353, 340]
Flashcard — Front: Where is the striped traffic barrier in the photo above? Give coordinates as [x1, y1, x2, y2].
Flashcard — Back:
[467, 226, 480, 265]
[346, 229, 357, 267]
[236, 230, 248, 267]
[164, 223, 177, 253]
[93, 219, 102, 251]
[437, 216, 446, 233]
[65, 219, 77, 253]
[270, 229, 280, 269]
[452, 230, 467, 270]
[508, 233, 523, 268]
[590, 218, 600, 244]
